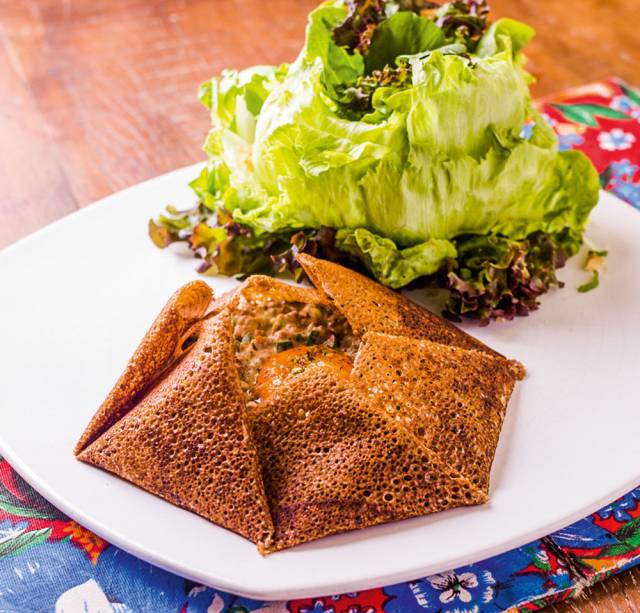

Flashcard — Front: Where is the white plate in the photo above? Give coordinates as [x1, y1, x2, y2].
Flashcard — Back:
[1, 165, 639, 601]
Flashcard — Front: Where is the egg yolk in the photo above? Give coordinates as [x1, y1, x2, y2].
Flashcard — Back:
[255, 345, 353, 401]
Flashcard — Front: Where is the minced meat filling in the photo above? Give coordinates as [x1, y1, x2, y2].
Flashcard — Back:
[232, 297, 359, 395]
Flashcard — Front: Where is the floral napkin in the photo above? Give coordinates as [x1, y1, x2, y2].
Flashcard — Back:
[1, 78, 639, 613]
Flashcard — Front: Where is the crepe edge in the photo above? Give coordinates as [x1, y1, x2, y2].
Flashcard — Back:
[74, 280, 213, 455]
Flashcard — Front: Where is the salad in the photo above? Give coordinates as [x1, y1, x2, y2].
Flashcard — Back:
[150, 0, 599, 324]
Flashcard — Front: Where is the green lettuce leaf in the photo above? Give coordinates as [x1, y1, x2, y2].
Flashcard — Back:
[150, 0, 601, 324]
[476, 18, 535, 60]
[203, 65, 286, 144]
[364, 11, 445, 72]
[303, 4, 364, 99]
[239, 43, 597, 250]
[336, 227, 456, 287]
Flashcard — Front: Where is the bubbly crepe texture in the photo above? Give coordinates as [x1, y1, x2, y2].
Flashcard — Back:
[76, 255, 523, 552]
[295, 253, 501, 358]
[74, 280, 213, 454]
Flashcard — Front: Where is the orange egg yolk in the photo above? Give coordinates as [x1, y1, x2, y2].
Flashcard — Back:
[255, 345, 353, 401]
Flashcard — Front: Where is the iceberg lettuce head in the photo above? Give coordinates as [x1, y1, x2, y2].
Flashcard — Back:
[151, 0, 599, 324]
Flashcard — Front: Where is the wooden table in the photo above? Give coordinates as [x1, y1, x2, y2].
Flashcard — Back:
[0, 1, 638, 610]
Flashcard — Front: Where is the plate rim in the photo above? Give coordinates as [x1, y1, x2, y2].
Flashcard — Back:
[1, 168, 639, 600]
[2, 431, 639, 600]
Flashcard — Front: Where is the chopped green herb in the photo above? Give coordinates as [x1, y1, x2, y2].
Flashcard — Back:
[578, 270, 600, 293]
[578, 248, 607, 292]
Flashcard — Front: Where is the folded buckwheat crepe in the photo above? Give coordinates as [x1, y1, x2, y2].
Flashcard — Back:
[75, 254, 523, 553]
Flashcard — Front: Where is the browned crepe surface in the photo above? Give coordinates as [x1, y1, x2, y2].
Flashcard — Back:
[249, 363, 487, 552]
[204, 275, 328, 321]
[76, 255, 522, 553]
[75, 280, 212, 454]
[296, 252, 502, 358]
[238, 274, 328, 306]
[352, 332, 520, 495]
[77, 309, 275, 550]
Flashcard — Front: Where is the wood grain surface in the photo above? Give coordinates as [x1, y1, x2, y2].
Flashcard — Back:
[1, 1, 639, 610]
